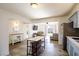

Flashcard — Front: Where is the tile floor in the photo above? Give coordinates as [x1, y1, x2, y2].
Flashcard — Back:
[9, 36, 68, 56]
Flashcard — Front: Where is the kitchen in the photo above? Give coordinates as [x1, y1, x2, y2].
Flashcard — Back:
[63, 11, 79, 56]
[0, 3, 79, 56]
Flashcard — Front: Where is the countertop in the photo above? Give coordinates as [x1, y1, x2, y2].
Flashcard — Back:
[9, 33, 23, 35]
[27, 36, 44, 41]
[67, 36, 79, 48]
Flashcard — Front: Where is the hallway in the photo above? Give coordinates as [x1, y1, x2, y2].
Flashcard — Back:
[9, 36, 68, 56]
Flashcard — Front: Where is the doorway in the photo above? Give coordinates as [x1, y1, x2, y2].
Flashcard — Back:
[45, 22, 59, 43]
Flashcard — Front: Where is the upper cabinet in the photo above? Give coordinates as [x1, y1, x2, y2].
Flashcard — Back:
[69, 11, 79, 28]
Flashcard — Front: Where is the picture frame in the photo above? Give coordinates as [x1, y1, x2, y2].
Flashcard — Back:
[33, 25, 38, 30]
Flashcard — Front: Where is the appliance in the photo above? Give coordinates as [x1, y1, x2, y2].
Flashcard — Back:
[62, 22, 79, 50]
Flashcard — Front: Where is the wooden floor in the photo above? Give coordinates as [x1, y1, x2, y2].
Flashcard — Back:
[9, 37, 68, 56]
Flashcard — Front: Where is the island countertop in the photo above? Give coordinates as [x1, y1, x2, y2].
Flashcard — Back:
[27, 36, 44, 41]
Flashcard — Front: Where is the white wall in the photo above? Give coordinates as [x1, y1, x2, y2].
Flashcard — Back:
[20, 23, 29, 39]
[0, 11, 9, 55]
[0, 9, 31, 55]
[9, 20, 30, 40]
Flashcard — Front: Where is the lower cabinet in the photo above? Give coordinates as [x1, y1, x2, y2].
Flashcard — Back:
[73, 45, 79, 56]
[73, 51, 79, 56]
[67, 39, 74, 56]
[70, 45, 74, 56]
[67, 38, 79, 56]
[67, 39, 70, 55]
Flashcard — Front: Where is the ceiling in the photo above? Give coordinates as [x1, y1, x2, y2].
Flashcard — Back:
[0, 3, 75, 20]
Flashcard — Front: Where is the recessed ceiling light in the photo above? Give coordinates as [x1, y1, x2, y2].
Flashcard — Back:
[31, 3, 38, 8]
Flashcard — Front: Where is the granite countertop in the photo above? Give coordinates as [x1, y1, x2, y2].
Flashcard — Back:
[67, 36, 79, 48]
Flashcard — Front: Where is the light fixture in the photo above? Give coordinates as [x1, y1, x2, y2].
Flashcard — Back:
[31, 3, 38, 8]
[13, 21, 19, 31]
[13, 22, 19, 27]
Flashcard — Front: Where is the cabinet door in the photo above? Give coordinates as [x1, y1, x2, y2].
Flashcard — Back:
[69, 12, 79, 28]
[74, 52, 79, 56]
[67, 39, 74, 56]
[73, 12, 78, 28]
[67, 39, 70, 54]
[77, 12, 79, 27]
[73, 45, 79, 56]
[70, 45, 74, 56]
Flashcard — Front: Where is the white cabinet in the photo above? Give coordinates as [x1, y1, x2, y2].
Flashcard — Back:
[67, 39, 70, 55]
[70, 45, 74, 56]
[73, 45, 79, 56]
[9, 33, 23, 45]
[69, 12, 79, 28]
[67, 37, 79, 56]
[67, 38, 74, 56]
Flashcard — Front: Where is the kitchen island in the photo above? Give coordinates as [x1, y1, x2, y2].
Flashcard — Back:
[27, 36, 45, 56]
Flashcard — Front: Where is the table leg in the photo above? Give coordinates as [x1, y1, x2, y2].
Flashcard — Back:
[27, 40, 28, 56]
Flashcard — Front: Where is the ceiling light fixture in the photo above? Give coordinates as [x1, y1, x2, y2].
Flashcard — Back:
[31, 3, 38, 8]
